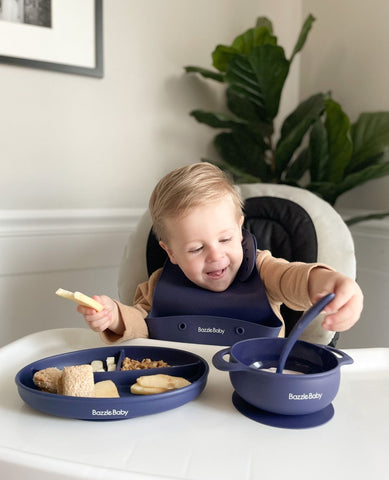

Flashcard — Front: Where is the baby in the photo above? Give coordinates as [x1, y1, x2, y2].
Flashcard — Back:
[77, 162, 363, 344]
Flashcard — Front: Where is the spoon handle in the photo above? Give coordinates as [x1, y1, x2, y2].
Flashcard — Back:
[276, 293, 335, 374]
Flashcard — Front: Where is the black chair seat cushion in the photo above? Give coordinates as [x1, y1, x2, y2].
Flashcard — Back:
[243, 196, 317, 263]
[244, 196, 318, 337]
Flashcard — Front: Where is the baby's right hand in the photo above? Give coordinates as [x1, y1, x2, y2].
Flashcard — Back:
[77, 295, 121, 333]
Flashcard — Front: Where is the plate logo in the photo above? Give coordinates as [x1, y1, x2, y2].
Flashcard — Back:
[91, 409, 129, 416]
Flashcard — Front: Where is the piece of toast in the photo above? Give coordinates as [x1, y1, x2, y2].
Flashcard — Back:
[33, 367, 62, 393]
[59, 364, 95, 397]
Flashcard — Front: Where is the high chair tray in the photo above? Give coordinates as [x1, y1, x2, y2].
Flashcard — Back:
[15, 345, 209, 421]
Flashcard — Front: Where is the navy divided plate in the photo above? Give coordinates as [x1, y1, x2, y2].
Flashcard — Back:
[15, 345, 209, 421]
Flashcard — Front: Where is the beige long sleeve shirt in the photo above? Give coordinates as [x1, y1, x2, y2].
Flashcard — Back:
[100, 250, 332, 344]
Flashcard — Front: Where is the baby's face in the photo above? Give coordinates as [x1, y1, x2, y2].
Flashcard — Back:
[160, 195, 244, 292]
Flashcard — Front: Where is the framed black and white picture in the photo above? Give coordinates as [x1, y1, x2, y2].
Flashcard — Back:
[0, 0, 103, 77]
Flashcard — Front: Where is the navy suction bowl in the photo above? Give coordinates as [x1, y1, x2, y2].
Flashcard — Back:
[212, 337, 353, 416]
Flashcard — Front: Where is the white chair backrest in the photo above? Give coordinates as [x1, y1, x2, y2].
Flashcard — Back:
[117, 183, 356, 345]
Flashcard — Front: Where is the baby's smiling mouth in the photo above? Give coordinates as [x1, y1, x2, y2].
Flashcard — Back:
[206, 267, 227, 279]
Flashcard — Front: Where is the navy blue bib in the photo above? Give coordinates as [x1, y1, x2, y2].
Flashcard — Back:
[146, 229, 282, 345]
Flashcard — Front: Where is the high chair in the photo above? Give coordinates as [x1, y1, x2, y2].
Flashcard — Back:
[118, 183, 356, 346]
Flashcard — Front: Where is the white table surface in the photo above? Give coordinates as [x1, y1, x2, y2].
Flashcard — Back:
[1, 328, 388, 480]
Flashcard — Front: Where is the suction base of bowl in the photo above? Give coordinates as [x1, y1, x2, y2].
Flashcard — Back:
[232, 392, 334, 429]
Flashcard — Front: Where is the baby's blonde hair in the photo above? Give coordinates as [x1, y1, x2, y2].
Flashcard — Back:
[149, 162, 243, 242]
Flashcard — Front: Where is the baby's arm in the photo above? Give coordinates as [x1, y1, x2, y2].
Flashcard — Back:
[308, 268, 364, 332]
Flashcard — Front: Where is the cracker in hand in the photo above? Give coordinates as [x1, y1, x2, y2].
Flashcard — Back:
[55, 288, 104, 312]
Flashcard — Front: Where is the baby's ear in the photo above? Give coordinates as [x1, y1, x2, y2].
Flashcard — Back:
[159, 241, 177, 264]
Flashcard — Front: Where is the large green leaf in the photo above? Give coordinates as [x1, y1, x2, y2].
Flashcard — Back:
[212, 45, 241, 73]
[324, 99, 353, 182]
[334, 161, 389, 197]
[255, 17, 273, 33]
[247, 44, 290, 120]
[184, 66, 224, 82]
[309, 118, 329, 182]
[348, 112, 389, 173]
[224, 45, 289, 123]
[225, 56, 265, 112]
[284, 147, 310, 182]
[226, 89, 273, 135]
[275, 93, 326, 174]
[231, 25, 277, 56]
[290, 14, 316, 62]
[212, 21, 277, 72]
[308, 161, 389, 205]
[190, 110, 248, 129]
[214, 129, 272, 181]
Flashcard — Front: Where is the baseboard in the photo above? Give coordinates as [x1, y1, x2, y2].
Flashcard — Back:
[0, 208, 145, 237]
[0, 208, 145, 276]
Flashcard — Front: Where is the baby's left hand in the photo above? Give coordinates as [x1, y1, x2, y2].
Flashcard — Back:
[308, 268, 364, 332]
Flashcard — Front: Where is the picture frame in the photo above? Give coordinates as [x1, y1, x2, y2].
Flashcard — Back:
[0, 0, 103, 78]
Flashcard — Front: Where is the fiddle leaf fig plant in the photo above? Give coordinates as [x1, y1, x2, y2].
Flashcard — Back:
[184, 14, 389, 224]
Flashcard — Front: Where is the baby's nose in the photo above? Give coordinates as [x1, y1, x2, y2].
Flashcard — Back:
[206, 245, 223, 262]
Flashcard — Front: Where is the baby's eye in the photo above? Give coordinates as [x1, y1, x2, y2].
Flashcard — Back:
[220, 237, 232, 243]
[188, 246, 203, 254]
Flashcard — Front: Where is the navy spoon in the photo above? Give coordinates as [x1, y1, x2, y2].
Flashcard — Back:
[276, 293, 335, 374]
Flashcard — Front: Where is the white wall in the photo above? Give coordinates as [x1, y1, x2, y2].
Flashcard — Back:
[0, 0, 301, 211]
[337, 216, 389, 349]
[0, 0, 303, 346]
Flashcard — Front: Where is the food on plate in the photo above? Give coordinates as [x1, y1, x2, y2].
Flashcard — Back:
[55, 288, 104, 312]
[130, 384, 168, 395]
[33, 364, 120, 398]
[91, 360, 105, 372]
[137, 374, 191, 389]
[32, 355, 178, 399]
[33, 367, 62, 393]
[121, 357, 170, 370]
[58, 364, 95, 397]
[94, 380, 120, 398]
[106, 356, 116, 371]
[130, 374, 191, 395]
[91, 356, 116, 372]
